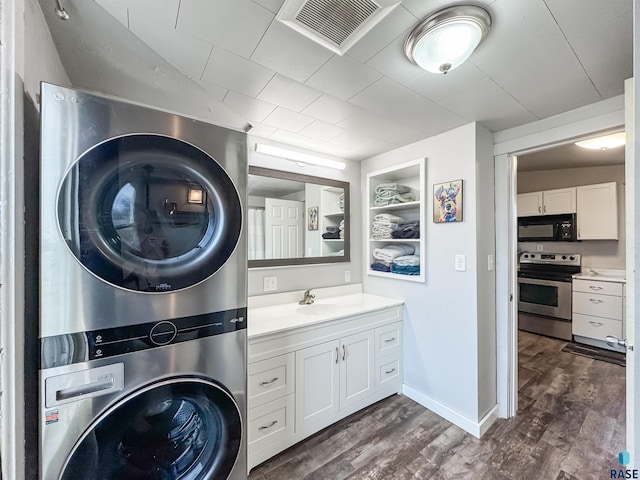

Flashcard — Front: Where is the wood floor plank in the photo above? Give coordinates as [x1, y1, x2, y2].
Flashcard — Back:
[248, 331, 625, 480]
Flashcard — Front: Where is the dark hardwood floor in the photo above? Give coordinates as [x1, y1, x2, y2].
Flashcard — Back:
[248, 331, 626, 479]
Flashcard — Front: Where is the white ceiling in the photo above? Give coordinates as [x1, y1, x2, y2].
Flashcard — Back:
[517, 138, 626, 172]
[92, 0, 632, 161]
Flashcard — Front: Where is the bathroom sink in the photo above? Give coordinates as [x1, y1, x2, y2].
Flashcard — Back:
[296, 303, 340, 316]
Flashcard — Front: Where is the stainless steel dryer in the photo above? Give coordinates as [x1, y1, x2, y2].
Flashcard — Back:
[39, 83, 248, 479]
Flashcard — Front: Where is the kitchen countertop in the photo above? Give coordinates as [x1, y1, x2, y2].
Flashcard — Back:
[248, 284, 403, 339]
[573, 268, 626, 283]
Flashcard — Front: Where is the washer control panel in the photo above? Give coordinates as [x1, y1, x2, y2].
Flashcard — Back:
[41, 308, 246, 369]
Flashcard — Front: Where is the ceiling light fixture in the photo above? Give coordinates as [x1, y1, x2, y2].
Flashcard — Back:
[405, 5, 491, 75]
[254, 143, 346, 170]
[575, 132, 626, 150]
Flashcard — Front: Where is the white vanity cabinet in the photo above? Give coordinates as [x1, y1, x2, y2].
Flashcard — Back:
[247, 303, 403, 470]
[572, 277, 625, 350]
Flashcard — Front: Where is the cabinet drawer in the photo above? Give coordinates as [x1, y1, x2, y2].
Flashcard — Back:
[573, 279, 623, 297]
[375, 322, 402, 358]
[572, 313, 622, 341]
[248, 353, 294, 408]
[375, 357, 402, 391]
[248, 394, 294, 450]
[573, 292, 622, 320]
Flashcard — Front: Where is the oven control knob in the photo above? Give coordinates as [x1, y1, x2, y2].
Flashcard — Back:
[562, 255, 567, 260]
[569, 256, 575, 261]
[523, 254, 529, 258]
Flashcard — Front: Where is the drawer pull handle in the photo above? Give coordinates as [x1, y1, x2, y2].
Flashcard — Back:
[384, 337, 396, 343]
[259, 377, 279, 386]
[589, 321, 603, 327]
[385, 368, 396, 374]
[342, 345, 346, 361]
[589, 298, 603, 304]
[336, 347, 339, 364]
[258, 420, 278, 431]
[589, 286, 603, 291]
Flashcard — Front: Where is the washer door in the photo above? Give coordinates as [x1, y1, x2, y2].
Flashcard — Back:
[60, 377, 242, 480]
[58, 134, 242, 293]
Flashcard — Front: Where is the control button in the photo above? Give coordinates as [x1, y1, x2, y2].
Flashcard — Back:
[562, 255, 567, 260]
[149, 321, 178, 346]
[569, 256, 575, 261]
[523, 254, 529, 258]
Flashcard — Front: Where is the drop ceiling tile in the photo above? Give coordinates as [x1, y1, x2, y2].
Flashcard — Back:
[544, 0, 632, 98]
[337, 111, 425, 146]
[128, 14, 212, 80]
[300, 94, 363, 124]
[247, 122, 278, 138]
[95, 0, 128, 26]
[267, 129, 312, 145]
[298, 120, 346, 141]
[176, 0, 273, 59]
[257, 74, 323, 112]
[348, 77, 466, 134]
[346, 6, 417, 63]
[251, 21, 334, 83]
[223, 91, 277, 123]
[401, 0, 496, 20]
[406, 63, 488, 102]
[305, 56, 382, 101]
[200, 47, 275, 97]
[364, 31, 426, 85]
[263, 107, 315, 132]
[251, 0, 285, 13]
[329, 131, 395, 156]
[469, 0, 601, 118]
[299, 139, 360, 160]
[436, 78, 538, 131]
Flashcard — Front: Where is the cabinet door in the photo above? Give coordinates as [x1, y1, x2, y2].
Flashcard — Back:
[295, 340, 339, 432]
[339, 331, 375, 410]
[517, 192, 543, 216]
[543, 187, 576, 214]
[576, 182, 618, 239]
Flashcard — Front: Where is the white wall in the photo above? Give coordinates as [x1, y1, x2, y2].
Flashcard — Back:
[517, 164, 626, 269]
[248, 136, 362, 297]
[361, 123, 497, 432]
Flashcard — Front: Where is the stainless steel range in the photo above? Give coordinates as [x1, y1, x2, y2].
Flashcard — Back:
[518, 252, 581, 341]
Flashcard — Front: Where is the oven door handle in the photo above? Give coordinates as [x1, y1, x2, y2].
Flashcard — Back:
[517, 277, 567, 288]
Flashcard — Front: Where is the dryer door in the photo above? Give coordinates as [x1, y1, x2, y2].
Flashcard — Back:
[60, 377, 242, 480]
[58, 134, 242, 293]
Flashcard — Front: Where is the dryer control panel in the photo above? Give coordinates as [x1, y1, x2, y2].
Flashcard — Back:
[41, 307, 247, 369]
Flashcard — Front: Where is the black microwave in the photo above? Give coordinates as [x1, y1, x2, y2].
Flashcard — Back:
[517, 213, 576, 242]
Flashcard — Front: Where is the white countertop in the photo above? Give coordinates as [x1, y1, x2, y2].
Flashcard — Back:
[573, 268, 626, 283]
[248, 284, 403, 339]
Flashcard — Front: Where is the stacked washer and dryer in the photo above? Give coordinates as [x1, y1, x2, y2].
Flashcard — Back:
[39, 83, 248, 479]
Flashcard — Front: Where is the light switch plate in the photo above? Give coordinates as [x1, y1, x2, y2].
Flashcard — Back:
[488, 254, 494, 271]
[455, 255, 466, 272]
[263, 276, 277, 292]
[344, 270, 351, 282]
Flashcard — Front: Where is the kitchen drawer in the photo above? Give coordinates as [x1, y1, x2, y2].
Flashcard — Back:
[248, 352, 294, 408]
[248, 394, 294, 450]
[572, 313, 622, 341]
[573, 291, 623, 320]
[375, 356, 402, 391]
[375, 322, 402, 358]
[573, 279, 623, 297]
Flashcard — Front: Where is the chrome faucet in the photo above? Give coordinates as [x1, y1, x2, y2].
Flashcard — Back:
[299, 289, 315, 305]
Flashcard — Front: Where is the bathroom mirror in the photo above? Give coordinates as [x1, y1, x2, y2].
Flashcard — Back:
[248, 166, 350, 268]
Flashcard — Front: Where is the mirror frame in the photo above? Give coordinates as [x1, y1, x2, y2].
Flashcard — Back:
[248, 166, 350, 268]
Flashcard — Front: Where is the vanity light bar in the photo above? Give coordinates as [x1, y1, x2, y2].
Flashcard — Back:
[254, 143, 346, 170]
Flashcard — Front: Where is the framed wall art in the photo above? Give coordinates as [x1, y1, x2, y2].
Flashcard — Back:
[308, 206, 319, 230]
[433, 179, 463, 223]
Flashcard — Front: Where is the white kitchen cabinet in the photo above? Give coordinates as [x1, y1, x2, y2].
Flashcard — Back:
[517, 187, 576, 217]
[247, 305, 403, 471]
[572, 277, 625, 350]
[576, 182, 618, 240]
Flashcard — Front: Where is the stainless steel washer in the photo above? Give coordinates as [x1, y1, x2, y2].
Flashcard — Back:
[39, 83, 248, 479]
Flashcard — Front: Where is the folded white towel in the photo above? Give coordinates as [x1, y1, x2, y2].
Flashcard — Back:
[393, 255, 420, 266]
[373, 213, 404, 225]
[373, 244, 416, 262]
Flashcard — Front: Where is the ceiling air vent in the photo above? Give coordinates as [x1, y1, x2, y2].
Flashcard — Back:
[277, 0, 401, 55]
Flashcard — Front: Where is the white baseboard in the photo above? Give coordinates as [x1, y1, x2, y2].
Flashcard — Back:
[402, 385, 499, 438]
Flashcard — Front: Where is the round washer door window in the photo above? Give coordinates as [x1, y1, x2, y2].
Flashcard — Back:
[60, 377, 242, 480]
[58, 134, 242, 293]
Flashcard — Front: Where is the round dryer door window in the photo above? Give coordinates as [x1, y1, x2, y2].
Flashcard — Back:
[60, 377, 242, 480]
[58, 134, 242, 292]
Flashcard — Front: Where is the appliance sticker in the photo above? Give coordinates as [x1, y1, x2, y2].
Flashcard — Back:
[45, 409, 59, 425]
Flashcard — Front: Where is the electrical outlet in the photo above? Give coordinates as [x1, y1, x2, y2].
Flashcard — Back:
[455, 255, 466, 272]
[263, 276, 277, 292]
[536, 244, 544, 252]
[344, 270, 351, 282]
